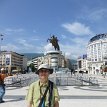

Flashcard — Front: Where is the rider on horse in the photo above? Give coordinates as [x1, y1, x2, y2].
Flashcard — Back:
[47, 35, 60, 51]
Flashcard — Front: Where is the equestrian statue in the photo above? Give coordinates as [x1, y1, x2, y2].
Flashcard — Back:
[47, 35, 60, 51]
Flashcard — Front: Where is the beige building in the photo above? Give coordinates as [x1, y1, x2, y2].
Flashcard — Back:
[77, 55, 88, 73]
[0, 51, 26, 73]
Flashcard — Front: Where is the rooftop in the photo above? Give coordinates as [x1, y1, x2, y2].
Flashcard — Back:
[89, 33, 107, 43]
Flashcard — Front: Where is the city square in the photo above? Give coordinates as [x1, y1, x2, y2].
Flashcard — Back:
[1, 0, 107, 107]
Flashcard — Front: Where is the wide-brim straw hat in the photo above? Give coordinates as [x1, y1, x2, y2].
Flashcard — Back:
[36, 63, 53, 74]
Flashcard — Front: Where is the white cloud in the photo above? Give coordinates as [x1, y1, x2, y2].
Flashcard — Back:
[2, 44, 20, 52]
[5, 28, 24, 32]
[32, 38, 39, 41]
[18, 39, 34, 48]
[60, 43, 86, 59]
[71, 37, 88, 46]
[44, 43, 55, 52]
[1, 41, 41, 53]
[61, 34, 67, 39]
[62, 22, 94, 36]
[64, 52, 72, 59]
[30, 38, 39, 41]
[79, 8, 107, 22]
[3, 28, 25, 36]
[89, 9, 107, 21]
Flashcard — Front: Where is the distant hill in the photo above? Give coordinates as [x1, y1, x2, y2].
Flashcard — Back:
[22, 53, 77, 63]
[70, 59, 77, 64]
[22, 53, 44, 60]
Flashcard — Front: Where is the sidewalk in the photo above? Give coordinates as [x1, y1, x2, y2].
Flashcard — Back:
[0, 85, 107, 107]
[1, 73, 107, 107]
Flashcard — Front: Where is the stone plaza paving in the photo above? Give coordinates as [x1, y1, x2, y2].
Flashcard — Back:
[1, 74, 107, 107]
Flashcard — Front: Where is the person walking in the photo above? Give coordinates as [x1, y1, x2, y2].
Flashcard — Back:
[26, 63, 60, 107]
[0, 68, 7, 103]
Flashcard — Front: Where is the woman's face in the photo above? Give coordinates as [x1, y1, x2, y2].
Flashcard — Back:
[39, 69, 50, 80]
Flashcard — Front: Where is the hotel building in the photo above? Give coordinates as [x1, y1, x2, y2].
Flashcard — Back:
[87, 33, 107, 74]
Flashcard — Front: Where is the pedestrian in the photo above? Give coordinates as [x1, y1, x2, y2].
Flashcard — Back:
[26, 63, 60, 107]
[0, 68, 7, 103]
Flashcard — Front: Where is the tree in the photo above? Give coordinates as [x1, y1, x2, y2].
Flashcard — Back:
[29, 63, 37, 72]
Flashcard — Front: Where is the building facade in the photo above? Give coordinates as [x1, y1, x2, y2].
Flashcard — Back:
[32, 51, 68, 71]
[87, 33, 107, 74]
[0, 51, 27, 73]
[77, 55, 88, 73]
[32, 56, 45, 69]
[44, 51, 65, 69]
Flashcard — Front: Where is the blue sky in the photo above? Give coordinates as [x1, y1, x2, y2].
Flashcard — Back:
[0, 0, 107, 59]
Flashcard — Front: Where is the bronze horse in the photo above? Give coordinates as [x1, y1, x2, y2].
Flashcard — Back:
[47, 35, 60, 51]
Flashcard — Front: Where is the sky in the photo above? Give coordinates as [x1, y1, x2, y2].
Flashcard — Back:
[0, 0, 107, 59]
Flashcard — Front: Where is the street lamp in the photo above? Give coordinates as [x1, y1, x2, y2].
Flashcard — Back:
[0, 34, 4, 52]
[0, 34, 4, 72]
